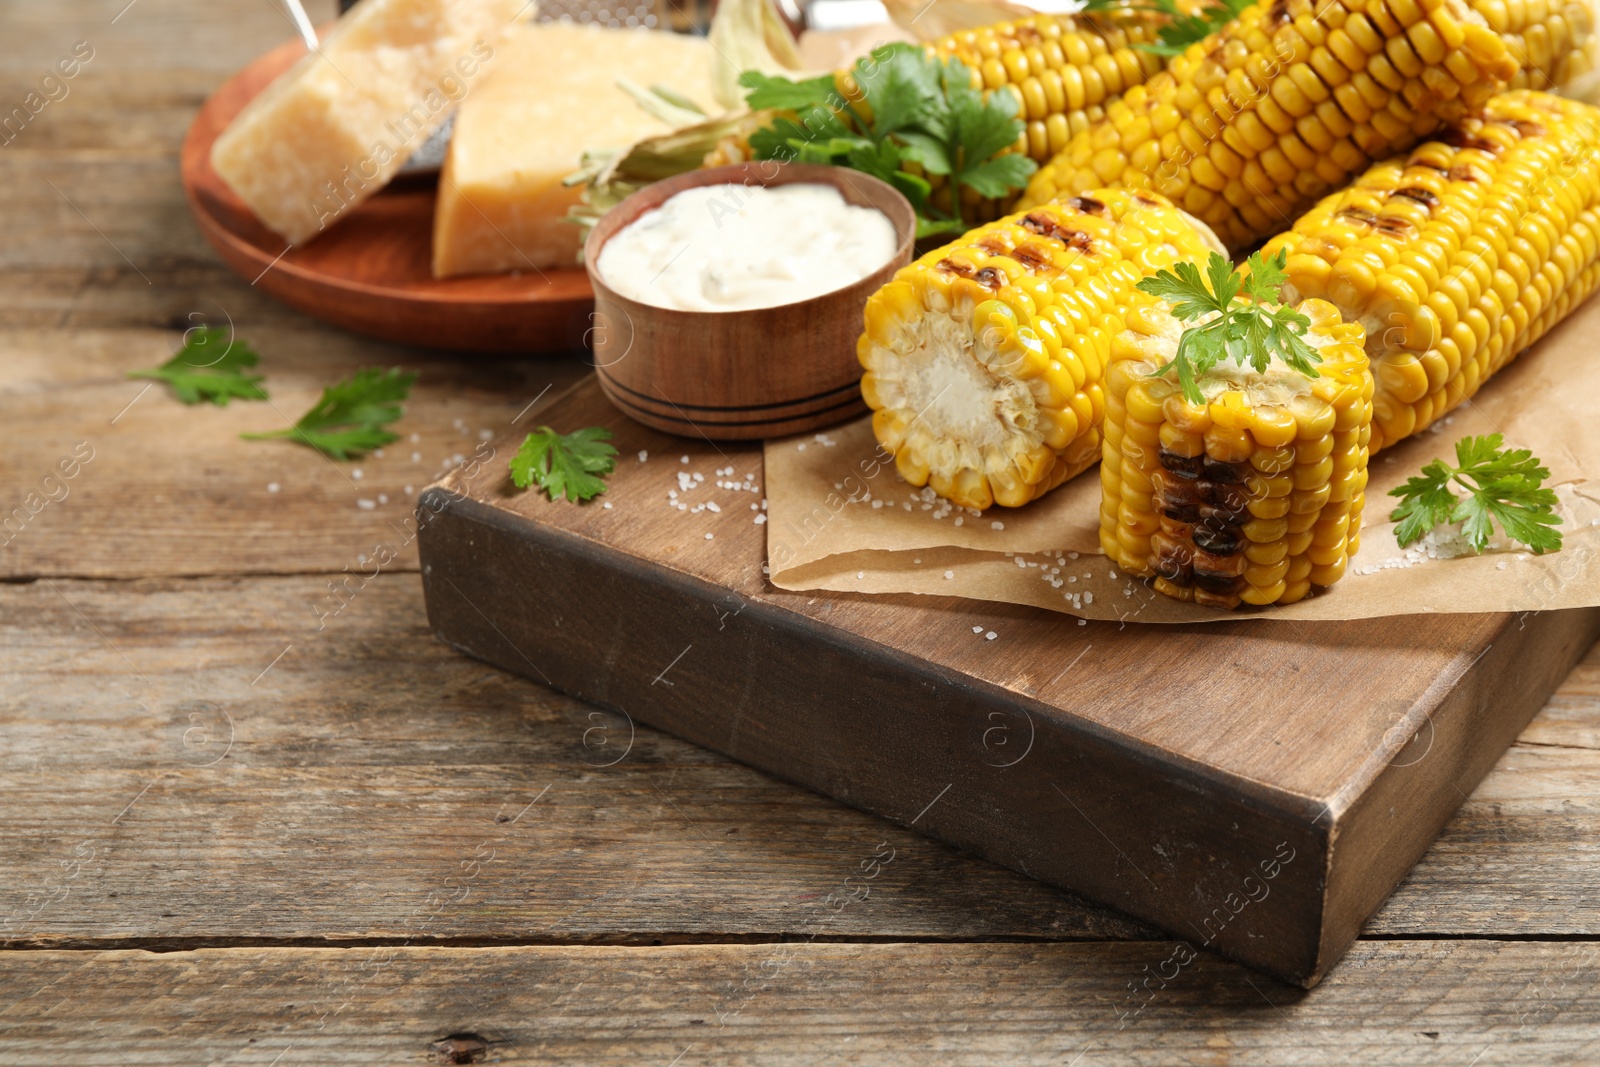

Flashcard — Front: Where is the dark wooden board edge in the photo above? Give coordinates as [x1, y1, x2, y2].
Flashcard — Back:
[1318, 606, 1600, 980]
[418, 487, 1339, 983]
[415, 466, 1600, 988]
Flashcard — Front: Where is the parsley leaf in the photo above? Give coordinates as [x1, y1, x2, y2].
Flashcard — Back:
[1135, 248, 1323, 405]
[128, 328, 268, 405]
[1388, 434, 1563, 554]
[240, 367, 415, 460]
[740, 43, 1035, 237]
[738, 70, 839, 112]
[1081, 0, 1252, 54]
[510, 426, 617, 503]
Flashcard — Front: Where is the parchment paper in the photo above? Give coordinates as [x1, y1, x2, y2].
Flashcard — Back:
[765, 296, 1600, 623]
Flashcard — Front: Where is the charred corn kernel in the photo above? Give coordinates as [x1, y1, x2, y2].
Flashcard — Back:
[1101, 295, 1371, 609]
[858, 190, 1223, 510]
[1265, 90, 1600, 451]
[1016, 0, 1520, 251]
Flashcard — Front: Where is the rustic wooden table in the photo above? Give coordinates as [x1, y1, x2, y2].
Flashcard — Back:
[2, 2, 1598, 1063]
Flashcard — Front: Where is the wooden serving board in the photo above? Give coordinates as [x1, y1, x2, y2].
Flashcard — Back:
[416, 376, 1600, 987]
[180, 34, 591, 354]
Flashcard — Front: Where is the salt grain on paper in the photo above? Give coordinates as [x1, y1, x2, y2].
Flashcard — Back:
[985, 631, 997, 641]
[944, 570, 954, 579]
[991, 521, 1004, 531]
[603, 501, 613, 509]
[705, 533, 714, 540]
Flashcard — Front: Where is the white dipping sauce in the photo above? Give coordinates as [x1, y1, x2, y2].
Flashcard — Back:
[596, 182, 898, 312]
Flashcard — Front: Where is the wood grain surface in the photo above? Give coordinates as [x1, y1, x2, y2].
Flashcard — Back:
[2, 0, 1599, 1061]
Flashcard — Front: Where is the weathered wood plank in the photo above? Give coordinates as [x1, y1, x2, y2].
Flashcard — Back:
[1, 575, 1595, 947]
[2, 941, 1598, 1065]
[0, 574, 1152, 946]
[0, 328, 588, 578]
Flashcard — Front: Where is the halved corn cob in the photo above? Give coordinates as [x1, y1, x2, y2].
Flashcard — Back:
[858, 189, 1223, 510]
[1264, 90, 1600, 450]
[1100, 297, 1373, 607]
[1016, 0, 1520, 251]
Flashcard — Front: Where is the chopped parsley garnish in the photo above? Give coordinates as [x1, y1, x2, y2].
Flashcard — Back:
[128, 328, 267, 405]
[740, 43, 1037, 237]
[1136, 248, 1323, 405]
[1389, 434, 1563, 554]
[241, 367, 415, 460]
[510, 426, 617, 503]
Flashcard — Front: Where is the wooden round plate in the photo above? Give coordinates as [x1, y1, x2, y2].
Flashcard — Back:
[180, 36, 592, 354]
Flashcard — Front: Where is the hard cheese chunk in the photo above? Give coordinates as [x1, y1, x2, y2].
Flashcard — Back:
[211, 0, 524, 246]
[432, 24, 715, 278]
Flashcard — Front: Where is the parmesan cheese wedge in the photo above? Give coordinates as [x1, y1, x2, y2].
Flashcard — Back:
[211, 0, 525, 246]
[431, 23, 717, 278]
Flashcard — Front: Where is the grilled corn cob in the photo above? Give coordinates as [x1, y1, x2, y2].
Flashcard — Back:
[1100, 297, 1373, 607]
[910, 13, 1171, 223]
[1474, 0, 1596, 90]
[1016, 0, 1520, 251]
[1264, 90, 1600, 451]
[858, 189, 1223, 510]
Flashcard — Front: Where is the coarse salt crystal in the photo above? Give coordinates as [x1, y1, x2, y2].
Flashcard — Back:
[404, 485, 413, 495]
[1084, 592, 1093, 605]
[377, 494, 388, 504]
[1108, 571, 1118, 580]
[602, 501, 613, 509]
[267, 483, 279, 493]
[352, 468, 363, 479]
[754, 514, 767, 525]
[705, 533, 714, 540]
[858, 571, 866, 579]
[706, 502, 721, 513]
[357, 499, 375, 510]
[1077, 619, 1087, 626]
[972, 626, 983, 633]
[943, 570, 954, 579]
[638, 450, 649, 462]
[991, 521, 1004, 531]
[411, 452, 421, 463]
[985, 631, 997, 641]
[954, 517, 963, 526]
[1068, 552, 1078, 560]
[409, 433, 420, 443]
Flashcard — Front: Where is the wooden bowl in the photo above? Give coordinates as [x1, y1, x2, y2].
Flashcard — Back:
[180, 33, 591, 355]
[584, 162, 916, 440]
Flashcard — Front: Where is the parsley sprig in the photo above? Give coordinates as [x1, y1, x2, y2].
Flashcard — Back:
[1136, 248, 1323, 405]
[510, 426, 617, 503]
[1082, 0, 1252, 55]
[129, 328, 267, 405]
[740, 43, 1037, 237]
[241, 367, 415, 460]
[1389, 434, 1563, 554]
